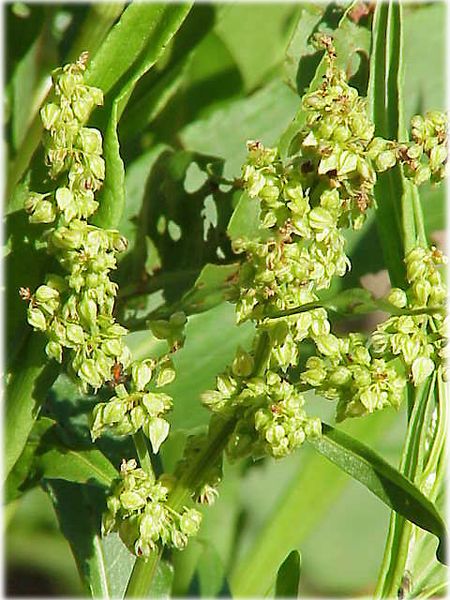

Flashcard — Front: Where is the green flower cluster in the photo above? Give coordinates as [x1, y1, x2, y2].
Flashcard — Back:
[301, 333, 406, 421]
[406, 111, 447, 185]
[23, 54, 130, 393]
[372, 245, 447, 386]
[203, 368, 321, 459]
[199, 35, 447, 468]
[22, 55, 193, 560]
[103, 459, 202, 557]
[91, 358, 175, 453]
[234, 37, 383, 327]
[301, 244, 447, 420]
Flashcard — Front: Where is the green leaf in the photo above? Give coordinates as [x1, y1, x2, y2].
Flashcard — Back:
[147, 559, 174, 598]
[5, 334, 59, 479]
[37, 440, 118, 488]
[275, 550, 301, 598]
[45, 480, 136, 598]
[157, 263, 239, 319]
[5, 416, 54, 503]
[91, 3, 192, 230]
[230, 409, 397, 597]
[85, 3, 193, 95]
[181, 78, 299, 180]
[216, 4, 300, 92]
[368, 1, 407, 285]
[308, 423, 447, 563]
[195, 543, 227, 597]
[227, 191, 261, 241]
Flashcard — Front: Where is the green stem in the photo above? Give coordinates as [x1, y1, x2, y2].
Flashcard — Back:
[132, 431, 154, 479]
[266, 299, 444, 321]
[125, 549, 163, 598]
[374, 372, 440, 597]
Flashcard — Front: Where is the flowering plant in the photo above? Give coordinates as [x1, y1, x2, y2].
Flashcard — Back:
[6, 2, 447, 598]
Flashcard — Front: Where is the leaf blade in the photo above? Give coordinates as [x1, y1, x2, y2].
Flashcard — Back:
[308, 423, 447, 563]
[275, 550, 301, 598]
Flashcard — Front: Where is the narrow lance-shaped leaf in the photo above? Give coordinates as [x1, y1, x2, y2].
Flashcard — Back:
[275, 550, 301, 598]
[367, 1, 408, 286]
[5, 334, 59, 479]
[308, 423, 447, 564]
[92, 3, 193, 229]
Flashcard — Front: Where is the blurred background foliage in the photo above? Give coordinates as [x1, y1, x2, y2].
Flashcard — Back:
[5, 1, 445, 596]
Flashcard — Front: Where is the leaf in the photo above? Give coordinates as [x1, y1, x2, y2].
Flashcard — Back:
[227, 191, 261, 241]
[37, 439, 118, 488]
[275, 550, 301, 598]
[5, 334, 59, 479]
[118, 149, 236, 313]
[85, 3, 193, 95]
[5, 416, 54, 503]
[308, 423, 447, 564]
[91, 99, 125, 230]
[181, 78, 299, 180]
[92, 3, 193, 230]
[367, 1, 407, 286]
[194, 543, 227, 597]
[45, 479, 136, 598]
[230, 408, 397, 596]
[148, 559, 174, 599]
[216, 4, 300, 92]
[157, 263, 239, 319]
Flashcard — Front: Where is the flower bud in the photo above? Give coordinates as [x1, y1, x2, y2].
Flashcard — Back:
[232, 346, 254, 377]
[55, 187, 73, 211]
[79, 295, 98, 328]
[145, 417, 170, 453]
[45, 341, 63, 363]
[308, 207, 335, 231]
[78, 127, 102, 154]
[430, 144, 447, 172]
[103, 400, 127, 425]
[79, 358, 103, 388]
[132, 361, 153, 391]
[315, 334, 340, 357]
[412, 280, 431, 306]
[88, 154, 105, 180]
[29, 200, 56, 224]
[27, 307, 47, 330]
[35, 285, 59, 304]
[156, 359, 176, 387]
[66, 323, 85, 345]
[375, 150, 397, 172]
[338, 150, 358, 175]
[40, 103, 61, 130]
[171, 529, 188, 550]
[130, 405, 146, 431]
[120, 490, 146, 511]
[180, 509, 202, 536]
[387, 288, 407, 308]
[411, 356, 435, 386]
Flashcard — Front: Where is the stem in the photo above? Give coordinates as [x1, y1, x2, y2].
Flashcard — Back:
[133, 431, 154, 479]
[374, 377, 433, 597]
[125, 549, 163, 598]
[266, 299, 444, 321]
